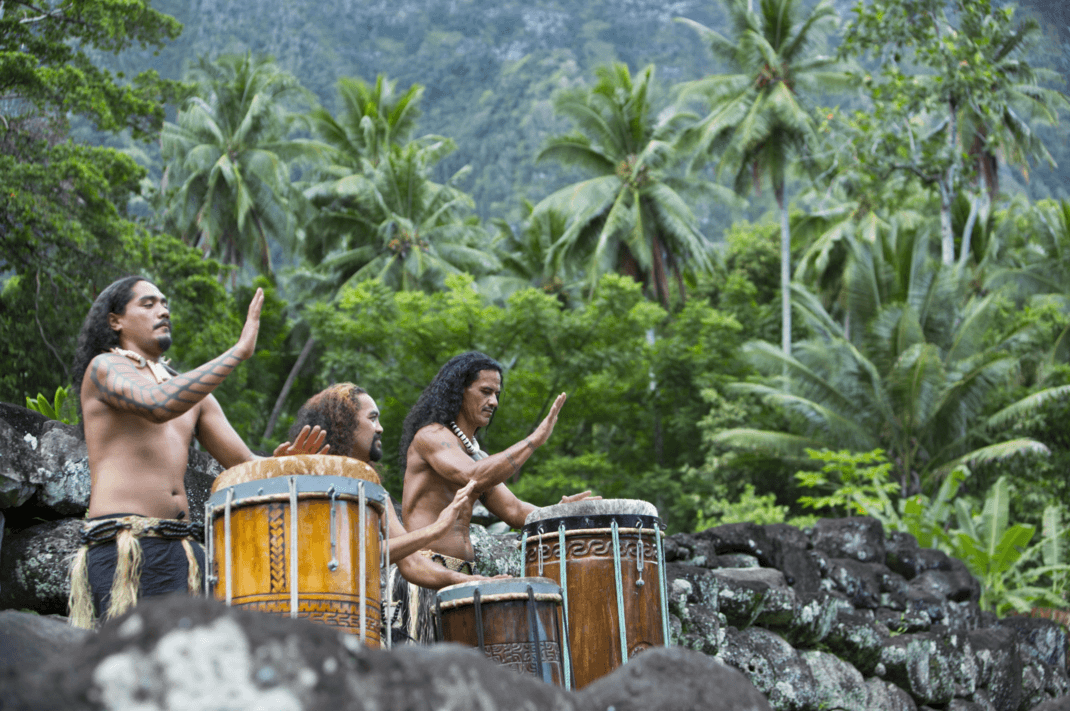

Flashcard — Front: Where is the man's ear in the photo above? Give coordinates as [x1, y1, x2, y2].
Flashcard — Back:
[108, 312, 121, 332]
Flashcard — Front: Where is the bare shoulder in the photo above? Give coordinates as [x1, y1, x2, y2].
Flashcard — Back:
[412, 422, 450, 449]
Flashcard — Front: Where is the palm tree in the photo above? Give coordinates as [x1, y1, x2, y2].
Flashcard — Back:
[303, 137, 495, 292]
[677, 0, 850, 355]
[306, 75, 423, 170]
[531, 63, 719, 307]
[715, 233, 1070, 494]
[160, 53, 318, 278]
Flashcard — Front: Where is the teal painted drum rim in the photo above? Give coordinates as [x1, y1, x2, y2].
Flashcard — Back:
[436, 577, 561, 605]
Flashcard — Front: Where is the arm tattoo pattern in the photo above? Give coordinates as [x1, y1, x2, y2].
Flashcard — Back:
[506, 451, 520, 474]
[90, 349, 242, 422]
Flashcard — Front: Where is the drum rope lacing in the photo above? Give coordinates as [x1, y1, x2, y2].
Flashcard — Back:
[225, 487, 234, 606]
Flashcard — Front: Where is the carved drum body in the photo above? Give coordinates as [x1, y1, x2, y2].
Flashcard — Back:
[205, 455, 388, 646]
[522, 499, 669, 688]
[434, 577, 569, 687]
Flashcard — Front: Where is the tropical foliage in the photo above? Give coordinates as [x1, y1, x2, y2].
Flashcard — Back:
[532, 63, 717, 306]
[160, 53, 317, 277]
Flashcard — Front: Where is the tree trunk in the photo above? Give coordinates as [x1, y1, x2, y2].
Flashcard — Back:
[776, 181, 791, 357]
[262, 334, 315, 441]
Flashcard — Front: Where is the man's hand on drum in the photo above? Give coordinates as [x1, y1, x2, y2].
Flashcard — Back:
[559, 490, 600, 504]
[272, 425, 330, 457]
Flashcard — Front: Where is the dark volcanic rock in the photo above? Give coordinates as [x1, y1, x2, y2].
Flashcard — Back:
[996, 616, 1069, 671]
[184, 448, 225, 535]
[581, 645, 773, 711]
[880, 632, 957, 706]
[969, 627, 1023, 711]
[0, 518, 81, 614]
[764, 523, 822, 593]
[826, 558, 883, 609]
[28, 420, 90, 515]
[9, 594, 585, 711]
[824, 609, 888, 675]
[812, 516, 886, 564]
[717, 626, 818, 711]
[697, 522, 776, 566]
[1033, 696, 1070, 711]
[0, 609, 89, 688]
[886, 531, 924, 579]
[0, 405, 45, 509]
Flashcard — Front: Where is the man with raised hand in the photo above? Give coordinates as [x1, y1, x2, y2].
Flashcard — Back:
[68, 276, 324, 628]
[396, 351, 595, 639]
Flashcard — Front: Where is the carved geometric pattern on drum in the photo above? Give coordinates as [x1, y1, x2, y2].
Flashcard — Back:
[268, 504, 286, 592]
[525, 537, 657, 564]
[482, 641, 561, 674]
[237, 598, 382, 631]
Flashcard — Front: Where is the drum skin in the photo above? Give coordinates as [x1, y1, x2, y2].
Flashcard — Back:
[523, 499, 665, 688]
[436, 578, 567, 687]
[208, 456, 384, 645]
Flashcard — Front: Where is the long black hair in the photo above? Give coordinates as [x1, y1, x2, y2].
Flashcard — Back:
[71, 276, 146, 397]
[397, 351, 503, 471]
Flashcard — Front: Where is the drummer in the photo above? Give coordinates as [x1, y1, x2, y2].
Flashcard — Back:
[396, 352, 596, 639]
[288, 383, 492, 589]
[68, 277, 326, 629]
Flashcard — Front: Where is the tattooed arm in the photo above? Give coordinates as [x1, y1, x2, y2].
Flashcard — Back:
[411, 393, 568, 492]
[87, 289, 265, 424]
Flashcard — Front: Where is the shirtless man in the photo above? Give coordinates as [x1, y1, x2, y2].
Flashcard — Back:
[289, 382, 487, 585]
[291, 382, 504, 643]
[68, 276, 323, 627]
[398, 351, 594, 565]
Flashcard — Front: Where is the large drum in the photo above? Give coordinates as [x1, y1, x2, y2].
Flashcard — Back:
[204, 455, 390, 646]
[521, 499, 669, 688]
[434, 577, 569, 687]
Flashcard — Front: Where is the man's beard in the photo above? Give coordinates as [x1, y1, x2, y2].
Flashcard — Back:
[155, 323, 172, 353]
[369, 436, 382, 462]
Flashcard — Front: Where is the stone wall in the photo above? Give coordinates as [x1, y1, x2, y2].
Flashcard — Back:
[1, 402, 1068, 710]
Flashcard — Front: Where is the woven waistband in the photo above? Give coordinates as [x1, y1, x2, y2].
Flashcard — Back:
[418, 549, 475, 575]
[81, 516, 198, 545]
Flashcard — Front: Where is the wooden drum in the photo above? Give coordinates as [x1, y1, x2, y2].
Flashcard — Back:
[521, 499, 669, 688]
[204, 455, 389, 646]
[434, 578, 569, 687]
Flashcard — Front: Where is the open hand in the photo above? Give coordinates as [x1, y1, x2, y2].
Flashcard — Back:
[233, 288, 264, 361]
[530, 392, 567, 448]
[273, 424, 330, 457]
[434, 480, 477, 532]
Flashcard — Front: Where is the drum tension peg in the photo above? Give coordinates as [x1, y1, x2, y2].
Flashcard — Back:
[327, 486, 339, 572]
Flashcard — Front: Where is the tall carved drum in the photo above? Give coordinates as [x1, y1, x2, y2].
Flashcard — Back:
[521, 499, 669, 688]
[204, 455, 389, 646]
[434, 578, 569, 687]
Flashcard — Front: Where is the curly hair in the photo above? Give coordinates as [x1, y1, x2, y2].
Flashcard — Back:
[290, 383, 368, 458]
[397, 351, 503, 471]
[71, 276, 148, 399]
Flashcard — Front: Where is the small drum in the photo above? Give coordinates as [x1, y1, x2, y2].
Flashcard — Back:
[521, 499, 669, 688]
[434, 577, 569, 687]
[204, 455, 391, 647]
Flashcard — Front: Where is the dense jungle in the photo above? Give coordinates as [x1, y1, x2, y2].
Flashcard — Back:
[3, 0, 1070, 619]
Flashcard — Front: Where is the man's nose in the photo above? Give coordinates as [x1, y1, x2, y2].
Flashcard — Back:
[488, 394, 498, 408]
[375, 421, 384, 434]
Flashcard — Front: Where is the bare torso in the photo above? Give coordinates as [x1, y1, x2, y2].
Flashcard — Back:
[402, 423, 477, 561]
[83, 356, 200, 520]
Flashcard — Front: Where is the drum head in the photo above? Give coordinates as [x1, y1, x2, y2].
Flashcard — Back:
[436, 577, 561, 605]
[211, 454, 380, 493]
[522, 498, 662, 534]
[206, 474, 388, 511]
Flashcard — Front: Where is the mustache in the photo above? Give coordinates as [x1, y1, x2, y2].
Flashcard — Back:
[154, 319, 171, 330]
